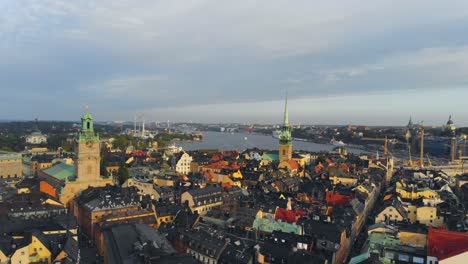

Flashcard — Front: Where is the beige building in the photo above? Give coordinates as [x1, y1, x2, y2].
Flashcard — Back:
[181, 186, 223, 215]
[376, 197, 444, 227]
[25, 131, 48, 145]
[123, 178, 157, 199]
[174, 151, 192, 175]
[0, 152, 22, 179]
[407, 205, 444, 227]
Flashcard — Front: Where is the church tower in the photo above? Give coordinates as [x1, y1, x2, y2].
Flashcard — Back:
[75, 108, 101, 182]
[279, 95, 292, 162]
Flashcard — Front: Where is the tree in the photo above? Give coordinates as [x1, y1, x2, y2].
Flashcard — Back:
[117, 166, 130, 185]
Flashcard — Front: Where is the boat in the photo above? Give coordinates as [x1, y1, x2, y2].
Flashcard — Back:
[330, 138, 346, 146]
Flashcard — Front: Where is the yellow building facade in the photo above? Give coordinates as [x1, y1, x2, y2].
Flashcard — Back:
[0, 152, 22, 179]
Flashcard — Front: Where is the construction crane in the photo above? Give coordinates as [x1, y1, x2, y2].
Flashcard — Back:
[361, 136, 394, 156]
[420, 125, 425, 167]
[426, 154, 432, 167]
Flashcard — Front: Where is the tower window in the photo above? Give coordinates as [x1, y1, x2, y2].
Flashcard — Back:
[87, 122, 90, 129]
[282, 150, 286, 155]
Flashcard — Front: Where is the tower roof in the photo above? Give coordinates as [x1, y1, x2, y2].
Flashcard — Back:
[407, 116, 413, 127]
[447, 115, 454, 125]
[81, 105, 93, 121]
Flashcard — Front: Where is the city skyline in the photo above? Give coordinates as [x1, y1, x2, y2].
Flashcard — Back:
[2, 1, 468, 124]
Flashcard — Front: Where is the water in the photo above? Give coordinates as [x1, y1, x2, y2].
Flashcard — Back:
[176, 131, 363, 153]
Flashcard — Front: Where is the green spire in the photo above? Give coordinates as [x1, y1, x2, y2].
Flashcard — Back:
[283, 94, 289, 126]
[279, 94, 292, 145]
[81, 106, 94, 133]
[77, 106, 99, 142]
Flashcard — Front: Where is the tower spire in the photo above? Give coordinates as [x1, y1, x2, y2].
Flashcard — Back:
[283, 93, 289, 126]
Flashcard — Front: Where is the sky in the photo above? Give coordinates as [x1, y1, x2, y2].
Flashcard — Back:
[1, 0, 468, 126]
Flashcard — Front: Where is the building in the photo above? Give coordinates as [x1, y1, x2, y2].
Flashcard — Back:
[0, 214, 79, 264]
[122, 177, 157, 199]
[279, 96, 292, 163]
[0, 151, 22, 179]
[0, 193, 66, 220]
[102, 223, 194, 264]
[25, 131, 47, 145]
[31, 154, 54, 176]
[153, 202, 183, 228]
[174, 151, 193, 175]
[181, 186, 223, 215]
[350, 230, 427, 264]
[154, 185, 176, 203]
[73, 185, 142, 238]
[181, 229, 229, 264]
[38, 109, 113, 206]
[253, 208, 303, 235]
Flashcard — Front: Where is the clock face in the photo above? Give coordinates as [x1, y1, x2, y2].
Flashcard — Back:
[86, 140, 94, 148]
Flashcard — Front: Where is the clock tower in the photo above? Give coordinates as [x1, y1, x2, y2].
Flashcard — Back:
[75, 109, 100, 182]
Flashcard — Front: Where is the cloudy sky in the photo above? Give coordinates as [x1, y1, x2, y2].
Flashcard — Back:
[1, 0, 468, 125]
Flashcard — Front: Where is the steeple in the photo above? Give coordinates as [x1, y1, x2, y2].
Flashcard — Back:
[283, 94, 289, 126]
[279, 94, 293, 162]
[81, 108, 94, 133]
[78, 106, 99, 142]
[407, 116, 413, 128]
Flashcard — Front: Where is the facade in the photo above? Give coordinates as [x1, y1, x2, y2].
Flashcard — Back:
[279, 96, 293, 163]
[174, 151, 193, 175]
[0, 152, 22, 179]
[122, 177, 157, 199]
[181, 186, 223, 215]
[25, 131, 47, 145]
[73, 185, 141, 238]
[31, 154, 54, 176]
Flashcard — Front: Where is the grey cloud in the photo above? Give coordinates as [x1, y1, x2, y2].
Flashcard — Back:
[1, 0, 468, 123]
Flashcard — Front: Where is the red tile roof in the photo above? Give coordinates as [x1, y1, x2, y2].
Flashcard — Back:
[428, 226, 468, 261]
[326, 191, 353, 206]
[274, 208, 306, 224]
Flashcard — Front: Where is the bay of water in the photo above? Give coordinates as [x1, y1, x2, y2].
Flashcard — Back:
[176, 131, 364, 153]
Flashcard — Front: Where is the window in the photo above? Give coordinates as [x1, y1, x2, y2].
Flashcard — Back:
[413, 257, 424, 263]
[398, 254, 409, 262]
[384, 252, 394, 259]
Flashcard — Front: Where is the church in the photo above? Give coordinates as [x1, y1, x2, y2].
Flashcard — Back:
[39, 109, 113, 207]
[277, 96, 301, 174]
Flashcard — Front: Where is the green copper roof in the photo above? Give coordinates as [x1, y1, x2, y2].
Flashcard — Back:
[43, 163, 75, 181]
[262, 153, 279, 161]
[349, 253, 371, 264]
[78, 108, 99, 141]
[279, 94, 292, 145]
